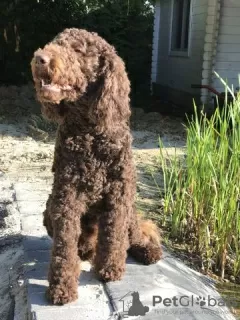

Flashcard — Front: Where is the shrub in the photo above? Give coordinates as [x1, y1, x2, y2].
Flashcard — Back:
[0, 0, 154, 107]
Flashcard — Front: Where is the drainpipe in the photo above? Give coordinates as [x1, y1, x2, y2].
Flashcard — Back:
[201, 0, 221, 106]
[151, 0, 161, 93]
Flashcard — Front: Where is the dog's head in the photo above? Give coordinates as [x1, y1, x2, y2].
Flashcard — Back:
[31, 43, 87, 105]
[131, 292, 139, 299]
[31, 29, 131, 129]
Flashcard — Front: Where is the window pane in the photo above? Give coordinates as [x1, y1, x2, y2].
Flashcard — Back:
[176, 0, 184, 49]
[184, 0, 191, 49]
[171, 0, 191, 52]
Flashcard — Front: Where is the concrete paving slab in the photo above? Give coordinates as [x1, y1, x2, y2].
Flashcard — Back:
[15, 184, 49, 202]
[30, 304, 113, 320]
[27, 279, 48, 294]
[15, 192, 49, 202]
[24, 250, 50, 264]
[15, 182, 237, 320]
[25, 262, 49, 281]
[14, 182, 52, 193]
[23, 236, 52, 251]
[17, 201, 46, 216]
[24, 259, 113, 320]
[105, 252, 236, 320]
[21, 215, 46, 234]
[29, 286, 111, 311]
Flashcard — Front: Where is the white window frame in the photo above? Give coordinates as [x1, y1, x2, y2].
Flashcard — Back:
[169, 0, 192, 57]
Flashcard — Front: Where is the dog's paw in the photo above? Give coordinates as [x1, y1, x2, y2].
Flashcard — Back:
[46, 284, 78, 305]
[97, 265, 125, 282]
[129, 244, 162, 265]
[143, 246, 162, 264]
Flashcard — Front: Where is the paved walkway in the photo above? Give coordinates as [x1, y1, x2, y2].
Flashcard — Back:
[12, 180, 236, 320]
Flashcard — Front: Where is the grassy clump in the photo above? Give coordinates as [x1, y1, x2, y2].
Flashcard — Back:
[157, 91, 240, 280]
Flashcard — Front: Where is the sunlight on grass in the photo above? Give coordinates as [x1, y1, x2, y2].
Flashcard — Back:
[156, 86, 240, 281]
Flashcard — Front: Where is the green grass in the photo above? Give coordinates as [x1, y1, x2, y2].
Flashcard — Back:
[156, 88, 240, 280]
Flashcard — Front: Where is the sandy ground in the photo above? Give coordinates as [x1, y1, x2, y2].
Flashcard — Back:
[0, 109, 186, 176]
[0, 110, 186, 227]
[0, 108, 186, 319]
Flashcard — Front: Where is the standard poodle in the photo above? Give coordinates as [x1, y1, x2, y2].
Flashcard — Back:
[31, 28, 162, 305]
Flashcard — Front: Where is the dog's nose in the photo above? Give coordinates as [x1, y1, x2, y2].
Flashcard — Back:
[35, 54, 50, 65]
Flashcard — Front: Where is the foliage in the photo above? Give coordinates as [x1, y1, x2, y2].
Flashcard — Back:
[156, 85, 240, 280]
[0, 0, 155, 106]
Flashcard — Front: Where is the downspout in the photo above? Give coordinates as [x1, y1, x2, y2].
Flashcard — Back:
[201, 0, 221, 106]
[151, 0, 161, 93]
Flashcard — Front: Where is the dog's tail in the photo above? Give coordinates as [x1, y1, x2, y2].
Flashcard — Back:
[128, 215, 162, 264]
[139, 218, 161, 247]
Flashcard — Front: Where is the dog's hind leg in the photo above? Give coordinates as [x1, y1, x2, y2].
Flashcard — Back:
[93, 183, 129, 282]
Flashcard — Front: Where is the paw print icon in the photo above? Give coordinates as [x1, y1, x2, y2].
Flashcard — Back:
[195, 296, 206, 308]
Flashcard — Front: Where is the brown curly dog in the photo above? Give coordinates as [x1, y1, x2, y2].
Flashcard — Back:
[31, 28, 162, 305]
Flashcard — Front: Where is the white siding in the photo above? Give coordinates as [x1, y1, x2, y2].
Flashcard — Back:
[151, 1, 161, 84]
[213, 0, 240, 93]
[155, 0, 208, 95]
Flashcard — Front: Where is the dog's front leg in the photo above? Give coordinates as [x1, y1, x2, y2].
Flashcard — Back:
[47, 187, 87, 305]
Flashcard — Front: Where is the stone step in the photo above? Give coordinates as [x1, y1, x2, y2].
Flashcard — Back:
[106, 253, 236, 320]
[24, 244, 112, 320]
[14, 182, 236, 320]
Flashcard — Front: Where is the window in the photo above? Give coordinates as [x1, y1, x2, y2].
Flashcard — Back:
[171, 0, 191, 53]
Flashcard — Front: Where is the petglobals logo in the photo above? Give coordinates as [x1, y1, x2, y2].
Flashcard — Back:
[116, 291, 150, 318]
[109, 292, 235, 319]
[153, 295, 230, 309]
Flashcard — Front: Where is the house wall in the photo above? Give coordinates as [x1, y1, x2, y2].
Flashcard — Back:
[152, 0, 208, 111]
[213, 0, 240, 93]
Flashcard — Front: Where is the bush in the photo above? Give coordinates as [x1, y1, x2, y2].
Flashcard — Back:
[157, 88, 240, 280]
[0, 0, 154, 107]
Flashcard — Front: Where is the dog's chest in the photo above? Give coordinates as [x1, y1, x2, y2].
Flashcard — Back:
[61, 133, 123, 165]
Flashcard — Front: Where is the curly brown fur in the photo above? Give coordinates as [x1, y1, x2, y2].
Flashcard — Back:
[31, 28, 162, 305]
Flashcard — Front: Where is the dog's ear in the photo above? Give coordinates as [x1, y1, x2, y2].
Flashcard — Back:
[88, 53, 131, 132]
